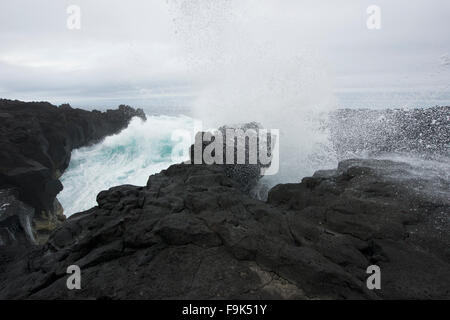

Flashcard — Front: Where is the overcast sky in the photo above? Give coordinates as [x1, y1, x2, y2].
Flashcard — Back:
[0, 0, 449, 109]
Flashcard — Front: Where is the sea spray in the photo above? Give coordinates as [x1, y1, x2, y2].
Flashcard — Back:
[169, 0, 339, 185]
[58, 115, 196, 216]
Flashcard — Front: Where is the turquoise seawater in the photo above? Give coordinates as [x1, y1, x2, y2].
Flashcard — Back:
[58, 114, 196, 216]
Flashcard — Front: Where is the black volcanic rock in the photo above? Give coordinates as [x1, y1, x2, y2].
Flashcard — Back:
[0, 104, 448, 300]
[0, 158, 448, 299]
[0, 99, 146, 244]
[0, 188, 35, 246]
[189, 122, 275, 193]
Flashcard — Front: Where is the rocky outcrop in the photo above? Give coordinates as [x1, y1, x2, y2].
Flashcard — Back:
[0, 188, 35, 246]
[0, 99, 146, 244]
[189, 122, 274, 193]
[0, 158, 448, 299]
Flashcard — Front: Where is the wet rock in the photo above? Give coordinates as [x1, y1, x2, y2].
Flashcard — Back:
[0, 159, 448, 299]
[0, 99, 146, 244]
[189, 122, 275, 193]
[0, 188, 35, 246]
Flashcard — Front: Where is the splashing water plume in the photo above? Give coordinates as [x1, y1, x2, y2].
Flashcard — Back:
[58, 115, 195, 216]
[170, 0, 339, 184]
[58, 1, 449, 216]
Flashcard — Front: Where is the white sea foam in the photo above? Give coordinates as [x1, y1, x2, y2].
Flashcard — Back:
[60, 1, 342, 216]
[58, 115, 196, 216]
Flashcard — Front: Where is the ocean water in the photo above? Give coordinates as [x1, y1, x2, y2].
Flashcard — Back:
[57, 93, 449, 217]
[58, 114, 196, 216]
[335, 90, 450, 110]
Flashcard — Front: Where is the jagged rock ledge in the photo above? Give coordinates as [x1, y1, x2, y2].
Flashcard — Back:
[0, 99, 146, 245]
[0, 157, 448, 299]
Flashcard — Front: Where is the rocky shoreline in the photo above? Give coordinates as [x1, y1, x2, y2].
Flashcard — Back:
[0, 99, 146, 244]
[0, 157, 449, 299]
[0, 101, 448, 299]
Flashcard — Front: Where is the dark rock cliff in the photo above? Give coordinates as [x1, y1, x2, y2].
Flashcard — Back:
[0, 99, 146, 244]
[0, 158, 448, 299]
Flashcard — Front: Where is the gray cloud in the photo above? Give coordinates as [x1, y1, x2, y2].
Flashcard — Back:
[0, 0, 449, 108]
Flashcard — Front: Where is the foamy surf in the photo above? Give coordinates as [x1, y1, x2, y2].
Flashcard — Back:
[58, 114, 196, 216]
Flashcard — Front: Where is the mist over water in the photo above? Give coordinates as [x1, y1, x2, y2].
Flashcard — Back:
[59, 1, 340, 215]
[58, 1, 449, 216]
[171, 0, 339, 184]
